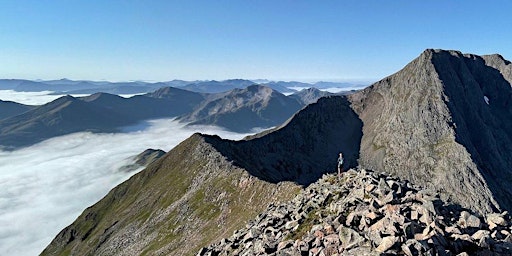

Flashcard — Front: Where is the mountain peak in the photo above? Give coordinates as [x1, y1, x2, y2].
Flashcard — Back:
[349, 49, 512, 214]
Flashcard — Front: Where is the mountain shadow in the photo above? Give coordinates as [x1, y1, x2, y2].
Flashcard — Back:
[203, 96, 363, 186]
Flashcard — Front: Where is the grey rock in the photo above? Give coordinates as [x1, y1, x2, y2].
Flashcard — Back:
[375, 235, 398, 252]
[339, 227, 365, 250]
[486, 212, 508, 228]
[458, 211, 481, 229]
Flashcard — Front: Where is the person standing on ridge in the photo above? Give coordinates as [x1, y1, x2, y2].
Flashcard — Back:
[337, 152, 344, 175]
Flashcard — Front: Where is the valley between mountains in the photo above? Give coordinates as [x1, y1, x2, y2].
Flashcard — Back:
[35, 49, 512, 255]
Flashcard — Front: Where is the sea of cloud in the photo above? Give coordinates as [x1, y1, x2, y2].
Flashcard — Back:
[0, 89, 142, 105]
[0, 117, 256, 255]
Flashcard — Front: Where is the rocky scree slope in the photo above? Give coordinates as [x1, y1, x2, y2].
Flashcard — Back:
[349, 49, 512, 214]
[41, 134, 300, 256]
[200, 169, 512, 255]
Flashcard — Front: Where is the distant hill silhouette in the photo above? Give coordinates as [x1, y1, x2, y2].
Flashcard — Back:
[178, 85, 303, 132]
[0, 100, 34, 120]
[288, 87, 334, 105]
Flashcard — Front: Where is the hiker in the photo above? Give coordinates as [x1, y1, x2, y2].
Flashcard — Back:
[337, 152, 344, 175]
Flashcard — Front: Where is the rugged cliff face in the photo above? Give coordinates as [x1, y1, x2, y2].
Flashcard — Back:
[41, 134, 300, 256]
[348, 49, 512, 214]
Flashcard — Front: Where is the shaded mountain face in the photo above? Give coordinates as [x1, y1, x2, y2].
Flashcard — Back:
[349, 49, 512, 214]
[201, 96, 362, 186]
[0, 96, 133, 149]
[0, 100, 34, 120]
[481, 54, 512, 85]
[178, 85, 304, 132]
[83, 86, 206, 120]
[288, 87, 334, 105]
[0, 88, 206, 149]
[42, 134, 300, 256]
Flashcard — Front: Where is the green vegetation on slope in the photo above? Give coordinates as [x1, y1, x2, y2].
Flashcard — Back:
[42, 133, 300, 256]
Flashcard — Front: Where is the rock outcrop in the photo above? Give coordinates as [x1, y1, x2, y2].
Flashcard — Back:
[199, 169, 512, 255]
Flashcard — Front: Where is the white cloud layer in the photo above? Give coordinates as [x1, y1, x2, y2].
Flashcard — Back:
[0, 118, 255, 256]
[0, 90, 143, 105]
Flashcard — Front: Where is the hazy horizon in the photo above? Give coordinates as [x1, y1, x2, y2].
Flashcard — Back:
[1, 1, 510, 81]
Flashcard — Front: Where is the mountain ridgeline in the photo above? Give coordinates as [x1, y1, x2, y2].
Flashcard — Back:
[0, 85, 327, 150]
[178, 85, 303, 132]
[43, 49, 512, 255]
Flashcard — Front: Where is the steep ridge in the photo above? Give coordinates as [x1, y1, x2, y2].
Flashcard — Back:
[178, 85, 303, 132]
[42, 134, 300, 256]
[201, 95, 362, 185]
[349, 49, 512, 214]
[200, 169, 512, 255]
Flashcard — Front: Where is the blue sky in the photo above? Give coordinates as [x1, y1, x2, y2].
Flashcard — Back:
[0, 1, 510, 82]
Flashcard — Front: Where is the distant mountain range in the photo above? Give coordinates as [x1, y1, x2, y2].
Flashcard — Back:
[42, 49, 512, 255]
[0, 85, 337, 149]
[0, 78, 366, 95]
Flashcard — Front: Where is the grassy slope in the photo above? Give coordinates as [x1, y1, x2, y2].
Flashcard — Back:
[42, 133, 300, 256]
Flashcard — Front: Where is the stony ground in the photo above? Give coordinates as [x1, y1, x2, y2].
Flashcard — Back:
[199, 169, 512, 255]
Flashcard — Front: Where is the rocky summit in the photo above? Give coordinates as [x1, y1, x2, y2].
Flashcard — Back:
[349, 49, 512, 214]
[199, 169, 512, 255]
